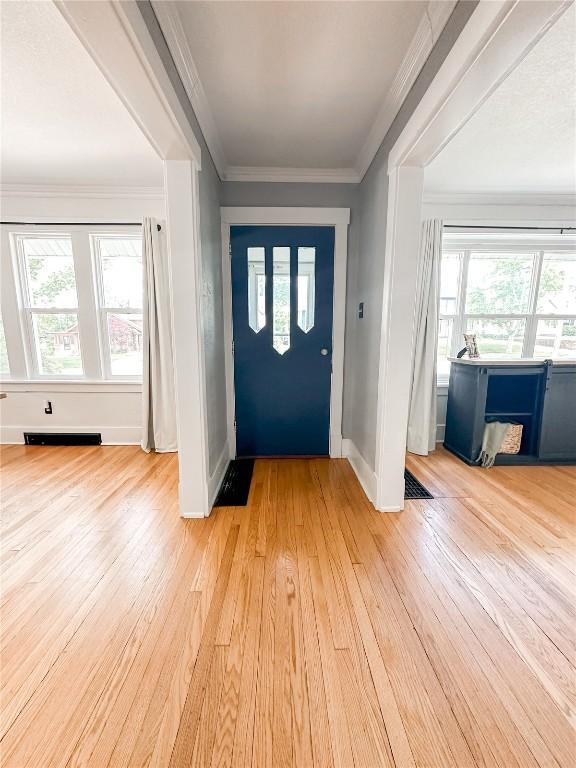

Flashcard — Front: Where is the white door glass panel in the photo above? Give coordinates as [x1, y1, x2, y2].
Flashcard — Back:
[32, 313, 83, 375]
[0, 317, 9, 375]
[466, 253, 534, 314]
[439, 253, 461, 314]
[247, 247, 266, 333]
[437, 318, 453, 377]
[106, 312, 143, 375]
[465, 317, 526, 358]
[536, 253, 576, 314]
[534, 318, 576, 359]
[272, 247, 290, 354]
[297, 247, 315, 333]
[22, 237, 78, 308]
[97, 236, 143, 308]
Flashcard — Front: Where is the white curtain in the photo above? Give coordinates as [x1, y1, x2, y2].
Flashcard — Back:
[407, 219, 443, 455]
[141, 218, 178, 453]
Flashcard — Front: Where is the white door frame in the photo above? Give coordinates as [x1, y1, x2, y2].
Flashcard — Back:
[374, 0, 571, 511]
[56, 1, 211, 517]
[220, 207, 350, 459]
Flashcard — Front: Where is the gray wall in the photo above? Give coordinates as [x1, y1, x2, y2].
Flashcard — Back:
[140, 0, 477, 473]
[344, 0, 478, 469]
[138, 1, 228, 475]
[221, 181, 357, 209]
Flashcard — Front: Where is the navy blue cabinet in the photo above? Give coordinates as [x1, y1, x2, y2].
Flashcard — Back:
[444, 360, 576, 465]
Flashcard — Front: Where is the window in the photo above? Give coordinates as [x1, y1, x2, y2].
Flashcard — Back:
[438, 231, 576, 383]
[2, 225, 143, 381]
[17, 236, 83, 376]
[247, 247, 266, 333]
[93, 235, 143, 377]
[272, 247, 291, 355]
[297, 247, 315, 333]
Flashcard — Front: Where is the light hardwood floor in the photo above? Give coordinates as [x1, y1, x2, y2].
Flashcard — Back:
[1, 444, 574, 767]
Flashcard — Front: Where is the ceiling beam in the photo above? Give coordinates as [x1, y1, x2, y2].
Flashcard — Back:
[54, 0, 201, 165]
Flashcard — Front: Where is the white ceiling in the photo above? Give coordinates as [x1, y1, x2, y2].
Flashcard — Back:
[425, 4, 576, 196]
[167, 0, 432, 177]
[0, 0, 162, 189]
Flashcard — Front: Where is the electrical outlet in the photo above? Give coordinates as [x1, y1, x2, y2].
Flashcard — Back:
[358, 302, 364, 319]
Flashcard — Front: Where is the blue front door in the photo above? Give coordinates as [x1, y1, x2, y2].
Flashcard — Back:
[231, 225, 335, 456]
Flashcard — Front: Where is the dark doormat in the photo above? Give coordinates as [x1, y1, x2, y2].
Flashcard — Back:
[214, 459, 255, 507]
[404, 469, 433, 499]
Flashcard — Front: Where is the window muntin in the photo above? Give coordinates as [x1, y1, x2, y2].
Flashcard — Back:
[2, 226, 143, 381]
[93, 235, 143, 379]
[438, 233, 576, 383]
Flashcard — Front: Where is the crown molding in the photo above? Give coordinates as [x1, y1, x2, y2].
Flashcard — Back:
[423, 191, 576, 207]
[0, 184, 164, 199]
[151, 0, 455, 184]
[223, 166, 360, 184]
[355, 0, 457, 180]
[151, 0, 227, 177]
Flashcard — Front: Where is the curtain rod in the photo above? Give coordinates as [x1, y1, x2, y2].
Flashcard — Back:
[443, 225, 575, 232]
[1, 221, 161, 231]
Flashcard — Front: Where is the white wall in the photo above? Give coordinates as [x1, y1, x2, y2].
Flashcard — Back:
[423, 194, 576, 444]
[0, 188, 164, 445]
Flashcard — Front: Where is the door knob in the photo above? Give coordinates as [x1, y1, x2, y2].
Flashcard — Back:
[320, 348, 329, 356]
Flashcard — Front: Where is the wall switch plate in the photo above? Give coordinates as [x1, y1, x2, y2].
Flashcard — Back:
[358, 302, 364, 319]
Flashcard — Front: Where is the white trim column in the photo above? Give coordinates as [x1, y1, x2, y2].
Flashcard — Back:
[375, 166, 424, 511]
[164, 160, 209, 517]
[0, 229, 28, 378]
[71, 231, 102, 380]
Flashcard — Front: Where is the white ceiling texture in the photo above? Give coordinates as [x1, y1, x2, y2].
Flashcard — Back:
[0, 0, 162, 189]
[425, 3, 576, 196]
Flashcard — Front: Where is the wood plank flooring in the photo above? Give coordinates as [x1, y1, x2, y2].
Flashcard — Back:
[1, 444, 574, 767]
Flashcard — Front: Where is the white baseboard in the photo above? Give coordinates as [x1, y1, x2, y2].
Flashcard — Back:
[208, 442, 231, 508]
[341, 438, 377, 504]
[0, 425, 141, 445]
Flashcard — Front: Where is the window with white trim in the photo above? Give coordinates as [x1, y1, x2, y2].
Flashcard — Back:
[93, 235, 143, 378]
[438, 231, 576, 384]
[1, 225, 143, 381]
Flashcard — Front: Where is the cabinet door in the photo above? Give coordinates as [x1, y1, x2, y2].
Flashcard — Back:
[538, 367, 576, 460]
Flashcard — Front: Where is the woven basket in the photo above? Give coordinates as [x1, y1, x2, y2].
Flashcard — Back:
[499, 424, 523, 454]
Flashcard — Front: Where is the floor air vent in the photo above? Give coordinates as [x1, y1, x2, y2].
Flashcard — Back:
[24, 432, 102, 446]
[404, 469, 433, 499]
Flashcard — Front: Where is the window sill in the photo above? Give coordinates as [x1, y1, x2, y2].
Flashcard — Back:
[0, 379, 142, 394]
